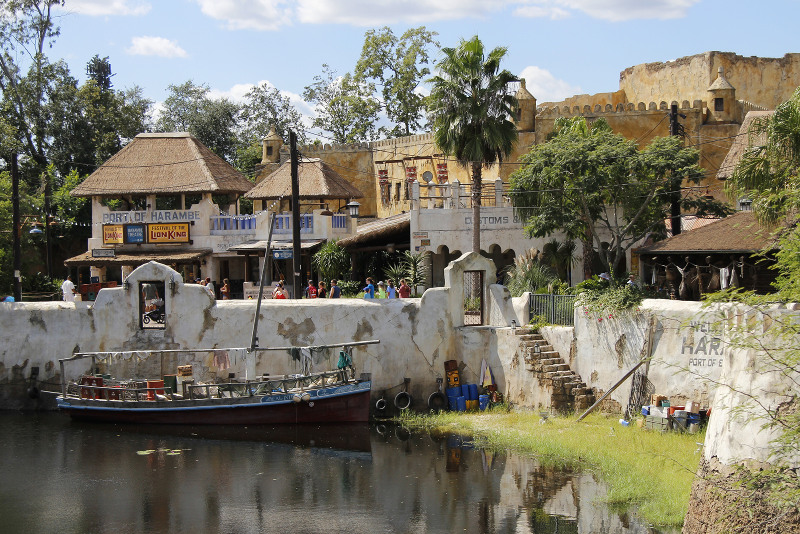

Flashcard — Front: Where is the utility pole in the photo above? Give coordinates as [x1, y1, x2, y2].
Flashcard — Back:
[11, 153, 22, 302]
[289, 131, 302, 299]
[668, 104, 686, 236]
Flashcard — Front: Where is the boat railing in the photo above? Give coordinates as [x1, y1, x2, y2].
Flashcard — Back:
[65, 369, 356, 403]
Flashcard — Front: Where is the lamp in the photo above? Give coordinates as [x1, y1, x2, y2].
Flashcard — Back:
[346, 200, 360, 219]
[168, 276, 175, 291]
[122, 279, 130, 291]
[28, 223, 43, 235]
[533, 343, 540, 354]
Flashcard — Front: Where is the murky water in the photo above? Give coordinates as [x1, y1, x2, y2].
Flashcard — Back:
[0, 413, 666, 533]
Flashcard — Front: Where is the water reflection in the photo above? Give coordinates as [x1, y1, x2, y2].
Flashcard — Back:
[0, 414, 665, 533]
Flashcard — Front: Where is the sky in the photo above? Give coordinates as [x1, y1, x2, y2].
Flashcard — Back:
[47, 0, 800, 132]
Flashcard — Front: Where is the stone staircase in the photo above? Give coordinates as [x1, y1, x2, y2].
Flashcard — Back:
[516, 329, 595, 413]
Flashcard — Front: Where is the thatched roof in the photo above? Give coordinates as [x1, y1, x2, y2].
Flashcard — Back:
[70, 133, 254, 197]
[336, 212, 410, 249]
[245, 158, 363, 200]
[64, 248, 212, 267]
[639, 211, 779, 254]
[717, 111, 774, 180]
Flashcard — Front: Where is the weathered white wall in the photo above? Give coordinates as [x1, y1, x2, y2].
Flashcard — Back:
[572, 298, 799, 467]
[573, 299, 726, 411]
[0, 257, 530, 412]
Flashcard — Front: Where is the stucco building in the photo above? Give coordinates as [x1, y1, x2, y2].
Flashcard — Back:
[292, 51, 800, 285]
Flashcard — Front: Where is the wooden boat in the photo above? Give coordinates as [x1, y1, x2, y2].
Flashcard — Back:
[56, 341, 377, 425]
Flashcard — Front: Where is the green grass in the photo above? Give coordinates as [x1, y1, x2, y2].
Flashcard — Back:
[400, 409, 703, 529]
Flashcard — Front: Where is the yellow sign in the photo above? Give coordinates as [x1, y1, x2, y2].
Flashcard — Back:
[148, 223, 190, 244]
[103, 225, 124, 244]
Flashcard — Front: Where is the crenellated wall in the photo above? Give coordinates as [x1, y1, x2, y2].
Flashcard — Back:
[619, 51, 800, 111]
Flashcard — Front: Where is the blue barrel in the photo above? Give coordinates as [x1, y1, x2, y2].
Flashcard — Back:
[446, 386, 461, 410]
[456, 396, 466, 412]
[479, 394, 489, 411]
[460, 384, 469, 398]
[468, 384, 479, 400]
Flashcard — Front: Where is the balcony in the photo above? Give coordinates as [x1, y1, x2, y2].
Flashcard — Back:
[209, 215, 258, 236]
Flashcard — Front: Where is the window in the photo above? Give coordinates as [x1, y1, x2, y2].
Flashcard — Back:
[266, 146, 273, 156]
[714, 98, 724, 112]
[139, 281, 166, 330]
[394, 182, 401, 201]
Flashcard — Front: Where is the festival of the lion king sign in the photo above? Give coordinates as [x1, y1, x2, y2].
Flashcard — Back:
[103, 223, 191, 245]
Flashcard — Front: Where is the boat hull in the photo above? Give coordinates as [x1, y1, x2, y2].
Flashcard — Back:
[57, 381, 371, 425]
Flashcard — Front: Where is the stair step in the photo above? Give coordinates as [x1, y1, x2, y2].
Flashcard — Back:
[539, 358, 564, 366]
[518, 334, 544, 341]
[543, 364, 571, 373]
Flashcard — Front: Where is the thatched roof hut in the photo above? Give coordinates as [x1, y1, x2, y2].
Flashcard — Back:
[70, 133, 253, 197]
[716, 111, 774, 181]
[245, 158, 363, 201]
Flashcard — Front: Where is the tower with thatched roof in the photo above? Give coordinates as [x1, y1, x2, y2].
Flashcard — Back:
[66, 132, 261, 292]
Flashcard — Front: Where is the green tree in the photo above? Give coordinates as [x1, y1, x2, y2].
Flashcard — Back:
[312, 239, 351, 282]
[427, 35, 518, 254]
[354, 26, 438, 137]
[503, 248, 560, 297]
[303, 64, 381, 144]
[725, 86, 800, 225]
[509, 118, 729, 276]
[156, 80, 240, 161]
[240, 83, 306, 145]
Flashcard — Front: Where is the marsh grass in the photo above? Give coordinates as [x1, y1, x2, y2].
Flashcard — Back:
[400, 410, 703, 528]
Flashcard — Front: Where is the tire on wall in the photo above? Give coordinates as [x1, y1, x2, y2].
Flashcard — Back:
[394, 391, 412, 410]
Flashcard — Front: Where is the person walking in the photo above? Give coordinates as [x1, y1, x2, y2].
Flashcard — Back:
[362, 277, 375, 298]
[317, 281, 327, 298]
[274, 281, 287, 299]
[386, 279, 397, 298]
[205, 277, 215, 299]
[305, 280, 318, 298]
[61, 276, 75, 302]
[398, 279, 411, 298]
[221, 278, 231, 300]
[376, 281, 387, 299]
[329, 280, 341, 298]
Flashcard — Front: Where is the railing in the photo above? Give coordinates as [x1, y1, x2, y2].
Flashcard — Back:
[529, 293, 577, 326]
[413, 180, 513, 210]
[210, 215, 258, 235]
[331, 214, 350, 234]
[273, 214, 314, 235]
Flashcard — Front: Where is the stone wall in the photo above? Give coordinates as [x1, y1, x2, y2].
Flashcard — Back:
[619, 51, 800, 111]
[0, 256, 530, 413]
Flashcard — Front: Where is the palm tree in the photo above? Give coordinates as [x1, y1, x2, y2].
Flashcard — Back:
[427, 36, 518, 253]
[726, 86, 800, 224]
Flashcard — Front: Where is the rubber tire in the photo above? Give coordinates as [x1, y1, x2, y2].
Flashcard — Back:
[427, 391, 447, 412]
[375, 398, 388, 412]
[394, 391, 412, 410]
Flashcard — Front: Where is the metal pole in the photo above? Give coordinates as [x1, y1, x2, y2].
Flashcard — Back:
[11, 153, 22, 302]
[250, 213, 276, 353]
[289, 131, 302, 299]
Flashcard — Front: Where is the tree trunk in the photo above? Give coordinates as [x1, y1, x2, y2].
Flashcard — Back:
[582, 226, 593, 281]
[471, 162, 482, 254]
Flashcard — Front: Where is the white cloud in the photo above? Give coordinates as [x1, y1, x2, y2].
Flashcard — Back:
[296, 0, 512, 26]
[62, 0, 151, 16]
[514, 0, 698, 22]
[193, 0, 293, 31]
[513, 5, 570, 19]
[519, 65, 582, 102]
[126, 37, 188, 58]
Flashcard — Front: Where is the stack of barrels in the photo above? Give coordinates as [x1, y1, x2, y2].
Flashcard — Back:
[443, 360, 485, 411]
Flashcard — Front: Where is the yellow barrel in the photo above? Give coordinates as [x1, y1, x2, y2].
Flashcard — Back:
[446, 369, 460, 388]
